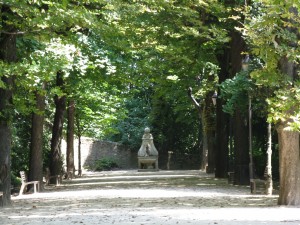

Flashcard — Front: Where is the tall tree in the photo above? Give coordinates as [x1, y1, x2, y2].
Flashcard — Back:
[66, 99, 75, 177]
[110, 0, 225, 169]
[215, 48, 230, 178]
[276, 5, 300, 205]
[29, 85, 46, 190]
[277, 54, 299, 205]
[49, 71, 66, 179]
[217, 0, 251, 184]
[188, 88, 216, 171]
[244, 0, 300, 205]
[9, 0, 110, 185]
[0, 4, 18, 207]
[229, 14, 249, 185]
[188, 87, 207, 170]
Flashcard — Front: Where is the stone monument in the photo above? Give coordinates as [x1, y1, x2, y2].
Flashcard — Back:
[137, 127, 159, 171]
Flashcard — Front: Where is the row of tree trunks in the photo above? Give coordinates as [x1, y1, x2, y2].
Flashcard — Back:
[49, 73, 76, 181]
[0, 5, 17, 206]
[26, 74, 76, 188]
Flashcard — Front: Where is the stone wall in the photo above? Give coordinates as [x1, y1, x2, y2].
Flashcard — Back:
[61, 137, 202, 172]
[61, 138, 137, 171]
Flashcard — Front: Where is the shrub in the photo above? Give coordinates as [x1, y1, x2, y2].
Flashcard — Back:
[94, 158, 119, 171]
[11, 173, 21, 187]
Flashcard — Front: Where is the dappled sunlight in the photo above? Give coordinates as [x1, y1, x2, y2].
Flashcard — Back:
[1, 170, 298, 225]
[3, 204, 300, 225]
[65, 180, 155, 187]
[196, 183, 217, 186]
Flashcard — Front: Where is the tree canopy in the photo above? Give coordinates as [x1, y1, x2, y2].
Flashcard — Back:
[0, 0, 299, 206]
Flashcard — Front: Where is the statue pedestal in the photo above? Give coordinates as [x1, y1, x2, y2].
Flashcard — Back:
[137, 128, 159, 172]
[138, 156, 159, 171]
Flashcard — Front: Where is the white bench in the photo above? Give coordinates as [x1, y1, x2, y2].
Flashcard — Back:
[19, 171, 40, 195]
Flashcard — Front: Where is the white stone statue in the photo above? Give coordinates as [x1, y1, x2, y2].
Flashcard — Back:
[137, 127, 159, 170]
[138, 127, 158, 157]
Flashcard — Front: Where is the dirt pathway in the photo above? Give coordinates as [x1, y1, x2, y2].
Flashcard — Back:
[0, 170, 299, 225]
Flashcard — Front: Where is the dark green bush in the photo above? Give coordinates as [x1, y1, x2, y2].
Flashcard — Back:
[11, 172, 21, 187]
[94, 158, 119, 171]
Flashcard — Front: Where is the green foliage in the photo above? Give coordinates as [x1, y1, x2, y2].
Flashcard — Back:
[251, 121, 280, 179]
[103, 0, 222, 167]
[150, 89, 201, 165]
[243, 0, 300, 130]
[11, 114, 31, 175]
[220, 71, 254, 115]
[93, 158, 119, 171]
[11, 173, 21, 188]
[5, 0, 297, 178]
[3, 0, 118, 176]
[108, 88, 151, 150]
[267, 84, 300, 127]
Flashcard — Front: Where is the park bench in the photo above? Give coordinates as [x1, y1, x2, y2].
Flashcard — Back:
[251, 178, 266, 194]
[45, 168, 62, 186]
[228, 171, 266, 194]
[19, 171, 40, 195]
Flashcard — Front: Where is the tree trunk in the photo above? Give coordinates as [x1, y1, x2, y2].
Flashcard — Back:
[49, 71, 66, 181]
[196, 116, 204, 170]
[0, 121, 12, 207]
[204, 94, 216, 174]
[215, 48, 230, 178]
[277, 22, 300, 204]
[206, 129, 215, 173]
[234, 109, 250, 185]
[29, 87, 46, 190]
[201, 128, 208, 171]
[78, 135, 82, 176]
[187, 88, 215, 171]
[276, 4, 300, 203]
[76, 117, 82, 177]
[66, 99, 75, 177]
[229, 30, 249, 185]
[0, 6, 17, 206]
[215, 100, 229, 177]
[277, 125, 300, 205]
[187, 88, 207, 170]
[265, 123, 273, 195]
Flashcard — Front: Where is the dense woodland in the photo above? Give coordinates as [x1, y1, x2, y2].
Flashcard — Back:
[0, 0, 299, 207]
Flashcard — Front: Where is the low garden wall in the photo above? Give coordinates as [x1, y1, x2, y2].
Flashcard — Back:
[61, 138, 137, 171]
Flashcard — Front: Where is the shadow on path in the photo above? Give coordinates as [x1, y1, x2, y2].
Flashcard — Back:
[1, 170, 298, 225]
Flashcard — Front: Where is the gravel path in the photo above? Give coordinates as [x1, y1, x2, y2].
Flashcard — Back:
[1, 170, 299, 225]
